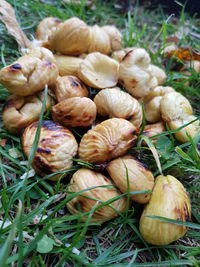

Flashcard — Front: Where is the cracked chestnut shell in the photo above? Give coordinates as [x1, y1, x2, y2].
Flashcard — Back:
[78, 52, 119, 89]
[160, 92, 199, 142]
[107, 156, 154, 204]
[49, 17, 91, 55]
[52, 97, 97, 127]
[55, 76, 88, 102]
[3, 91, 52, 134]
[22, 120, 78, 180]
[0, 48, 58, 96]
[78, 118, 138, 164]
[119, 48, 157, 98]
[94, 87, 142, 128]
[139, 175, 191, 245]
[67, 168, 127, 223]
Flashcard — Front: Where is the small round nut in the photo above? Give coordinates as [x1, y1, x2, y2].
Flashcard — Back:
[3, 91, 52, 134]
[67, 168, 127, 223]
[36, 17, 62, 41]
[78, 52, 119, 89]
[142, 122, 165, 144]
[49, 17, 91, 55]
[88, 25, 111, 55]
[160, 92, 199, 142]
[79, 118, 138, 164]
[22, 120, 78, 180]
[139, 175, 191, 245]
[107, 155, 154, 204]
[54, 55, 83, 77]
[101, 25, 122, 51]
[0, 48, 58, 96]
[52, 97, 97, 127]
[144, 86, 175, 123]
[150, 64, 166, 85]
[94, 87, 142, 128]
[119, 48, 157, 98]
[55, 76, 88, 102]
[112, 47, 133, 62]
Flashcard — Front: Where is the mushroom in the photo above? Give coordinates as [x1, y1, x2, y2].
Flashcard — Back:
[79, 118, 138, 164]
[67, 168, 127, 223]
[22, 120, 78, 180]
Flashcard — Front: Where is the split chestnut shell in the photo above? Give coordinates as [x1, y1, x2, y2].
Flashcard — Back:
[94, 87, 142, 128]
[78, 118, 138, 164]
[107, 156, 154, 204]
[139, 175, 191, 245]
[67, 168, 127, 223]
[52, 97, 97, 127]
[22, 120, 78, 180]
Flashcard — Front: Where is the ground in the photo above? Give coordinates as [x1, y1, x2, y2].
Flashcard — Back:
[0, 0, 200, 266]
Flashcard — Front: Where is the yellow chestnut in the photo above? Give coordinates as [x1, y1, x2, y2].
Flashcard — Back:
[139, 175, 191, 245]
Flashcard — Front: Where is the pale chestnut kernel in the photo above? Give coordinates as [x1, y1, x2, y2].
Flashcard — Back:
[67, 168, 127, 223]
[52, 97, 97, 127]
[55, 76, 88, 102]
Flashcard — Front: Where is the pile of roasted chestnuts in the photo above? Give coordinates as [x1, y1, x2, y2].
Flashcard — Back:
[0, 15, 198, 246]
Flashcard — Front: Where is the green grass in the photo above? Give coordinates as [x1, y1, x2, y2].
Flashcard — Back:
[0, 0, 200, 266]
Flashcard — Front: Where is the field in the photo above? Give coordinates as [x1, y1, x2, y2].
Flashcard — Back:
[0, 0, 200, 266]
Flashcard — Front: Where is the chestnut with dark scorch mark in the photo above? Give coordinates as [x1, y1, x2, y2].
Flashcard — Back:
[37, 147, 51, 154]
[122, 50, 133, 61]
[69, 77, 80, 87]
[33, 156, 52, 175]
[9, 63, 22, 71]
[42, 120, 63, 131]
